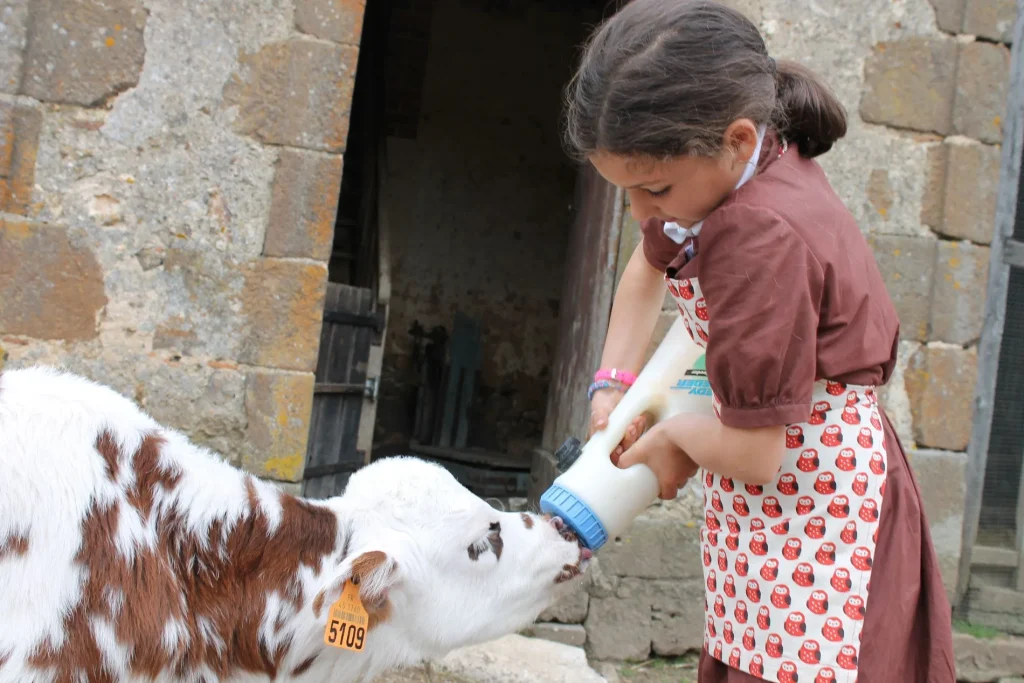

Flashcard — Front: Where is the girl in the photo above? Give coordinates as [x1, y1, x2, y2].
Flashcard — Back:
[564, 2, 956, 682]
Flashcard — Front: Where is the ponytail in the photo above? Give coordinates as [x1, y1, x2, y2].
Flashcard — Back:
[773, 59, 848, 158]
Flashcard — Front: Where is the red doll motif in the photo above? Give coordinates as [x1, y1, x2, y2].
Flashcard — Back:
[831, 567, 853, 592]
[798, 448, 821, 472]
[814, 471, 838, 495]
[771, 584, 792, 609]
[785, 612, 807, 637]
[822, 617, 845, 642]
[744, 627, 758, 651]
[805, 516, 827, 539]
[820, 424, 843, 447]
[815, 542, 837, 565]
[761, 558, 780, 581]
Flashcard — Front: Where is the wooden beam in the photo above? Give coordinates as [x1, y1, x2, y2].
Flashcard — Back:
[955, 0, 1024, 613]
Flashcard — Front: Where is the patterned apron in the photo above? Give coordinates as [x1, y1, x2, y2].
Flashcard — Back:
[666, 275, 888, 683]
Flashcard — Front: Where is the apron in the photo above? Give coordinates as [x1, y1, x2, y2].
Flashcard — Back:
[666, 275, 888, 683]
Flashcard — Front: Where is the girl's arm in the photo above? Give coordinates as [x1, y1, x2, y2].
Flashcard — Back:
[619, 413, 786, 488]
[599, 239, 667, 375]
[589, 240, 667, 442]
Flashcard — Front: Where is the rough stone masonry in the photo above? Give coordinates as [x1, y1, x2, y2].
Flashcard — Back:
[0, 0, 365, 490]
[538, 0, 1014, 662]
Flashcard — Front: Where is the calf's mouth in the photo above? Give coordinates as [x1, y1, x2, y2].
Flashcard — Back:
[548, 516, 592, 584]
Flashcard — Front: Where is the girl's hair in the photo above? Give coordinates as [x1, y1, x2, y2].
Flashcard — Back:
[563, 0, 847, 161]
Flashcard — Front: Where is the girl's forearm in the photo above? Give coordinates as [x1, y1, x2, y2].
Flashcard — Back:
[600, 240, 666, 374]
[657, 413, 786, 485]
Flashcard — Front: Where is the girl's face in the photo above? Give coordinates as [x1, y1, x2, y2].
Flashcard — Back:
[588, 120, 760, 228]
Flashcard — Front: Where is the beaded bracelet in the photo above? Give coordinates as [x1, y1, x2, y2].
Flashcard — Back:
[588, 379, 627, 402]
[595, 368, 637, 387]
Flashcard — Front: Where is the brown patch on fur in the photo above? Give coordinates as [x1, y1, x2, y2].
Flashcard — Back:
[292, 653, 318, 676]
[521, 513, 534, 529]
[351, 551, 395, 630]
[312, 590, 326, 619]
[0, 533, 28, 561]
[29, 433, 342, 681]
[95, 431, 121, 481]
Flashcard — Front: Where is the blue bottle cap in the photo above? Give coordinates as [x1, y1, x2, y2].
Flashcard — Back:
[539, 484, 608, 551]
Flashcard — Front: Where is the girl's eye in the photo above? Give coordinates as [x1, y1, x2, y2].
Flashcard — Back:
[646, 186, 671, 198]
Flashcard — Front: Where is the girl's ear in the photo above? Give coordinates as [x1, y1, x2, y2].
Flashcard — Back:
[722, 118, 759, 166]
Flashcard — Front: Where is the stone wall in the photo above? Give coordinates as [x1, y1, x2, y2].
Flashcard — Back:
[538, 0, 1014, 661]
[0, 0, 365, 489]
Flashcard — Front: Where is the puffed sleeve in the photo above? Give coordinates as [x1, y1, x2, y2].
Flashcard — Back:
[698, 204, 825, 429]
[639, 217, 683, 272]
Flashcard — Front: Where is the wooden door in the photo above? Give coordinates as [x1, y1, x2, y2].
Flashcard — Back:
[529, 162, 623, 502]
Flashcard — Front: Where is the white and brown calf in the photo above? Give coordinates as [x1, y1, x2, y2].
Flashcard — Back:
[0, 366, 590, 682]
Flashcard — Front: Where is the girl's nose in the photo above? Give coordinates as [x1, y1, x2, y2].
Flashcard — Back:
[628, 191, 655, 223]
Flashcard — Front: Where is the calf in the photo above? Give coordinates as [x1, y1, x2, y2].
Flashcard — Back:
[0, 366, 590, 682]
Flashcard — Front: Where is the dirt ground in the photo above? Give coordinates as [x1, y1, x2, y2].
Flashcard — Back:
[612, 655, 699, 683]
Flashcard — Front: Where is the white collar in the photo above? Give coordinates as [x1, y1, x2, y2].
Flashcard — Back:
[663, 123, 769, 244]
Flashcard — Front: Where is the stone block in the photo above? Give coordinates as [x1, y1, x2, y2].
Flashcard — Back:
[0, 1, 29, 94]
[239, 258, 328, 372]
[523, 623, 587, 648]
[905, 344, 978, 451]
[585, 578, 652, 661]
[930, 241, 990, 345]
[953, 632, 1024, 683]
[920, 141, 948, 231]
[648, 579, 705, 657]
[908, 449, 966, 595]
[224, 38, 358, 153]
[866, 168, 894, 219]
[0, 219, 106, 341]
[242, 370, 315, 482]
[963, 0, 1017, 43]
[263, 149, 344, 261]
[21, 0, 146, 106]
[953, 41, 1011, 145]
[0, 101, 40, 216]
[539, 588, 589, 624]
[928, 0, 965, 32]
[941, 138, 1001, 244]
[860, 37, 958, 135]
[596, 514, 703, 580]
[295, 0, 365, 46]
[868, 235, 938, 342]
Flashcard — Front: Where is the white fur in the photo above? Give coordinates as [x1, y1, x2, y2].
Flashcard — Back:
[0, 366, 588, 682]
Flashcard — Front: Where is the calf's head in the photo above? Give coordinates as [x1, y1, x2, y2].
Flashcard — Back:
[312, 457, 590, 664]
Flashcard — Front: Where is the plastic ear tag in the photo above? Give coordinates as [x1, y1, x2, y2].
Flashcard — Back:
[324, 580, 369, 652]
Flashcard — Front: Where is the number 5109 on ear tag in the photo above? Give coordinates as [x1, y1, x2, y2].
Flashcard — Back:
[324, 580, 369, 652]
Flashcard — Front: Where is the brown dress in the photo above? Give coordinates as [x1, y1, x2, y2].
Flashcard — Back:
[641, 133, 956, 683]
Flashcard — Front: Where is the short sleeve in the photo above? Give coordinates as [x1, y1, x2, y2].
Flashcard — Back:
[699, 205, 824, 429]
[639, 217, 682, 272]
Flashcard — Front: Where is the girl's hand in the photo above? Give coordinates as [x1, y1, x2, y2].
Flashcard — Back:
[614, 423, 699, 500]
[589, 387, 649, 461]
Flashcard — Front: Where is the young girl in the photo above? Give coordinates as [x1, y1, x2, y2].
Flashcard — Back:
[564, 2, 956, 682]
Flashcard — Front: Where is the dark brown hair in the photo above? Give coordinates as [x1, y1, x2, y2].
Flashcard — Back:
[563, 0, 847, 161]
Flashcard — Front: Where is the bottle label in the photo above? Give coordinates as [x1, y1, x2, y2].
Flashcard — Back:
[669, 354, 713, 396]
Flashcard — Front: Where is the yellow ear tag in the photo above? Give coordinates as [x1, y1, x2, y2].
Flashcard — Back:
[324, 580, 369, 652]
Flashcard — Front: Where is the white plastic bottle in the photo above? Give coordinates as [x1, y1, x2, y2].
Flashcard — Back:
[540, 316, 715, 551]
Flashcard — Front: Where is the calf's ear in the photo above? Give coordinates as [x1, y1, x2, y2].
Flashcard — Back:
[350, 550, 399, 609]
[317, 550, 400, 628]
